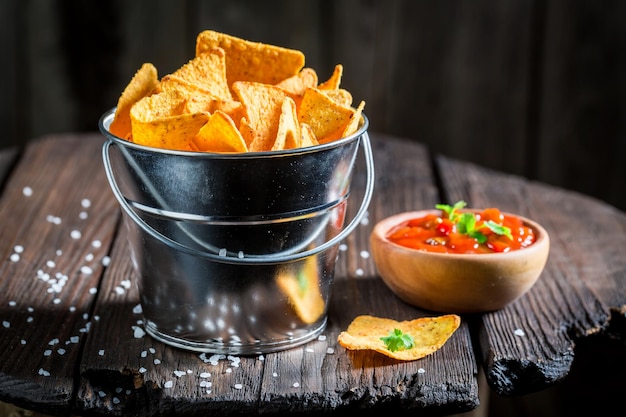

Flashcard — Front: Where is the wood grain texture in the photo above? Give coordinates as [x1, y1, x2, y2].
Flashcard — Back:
[1, 130, 625, 415]
[436, 155, 626, 396]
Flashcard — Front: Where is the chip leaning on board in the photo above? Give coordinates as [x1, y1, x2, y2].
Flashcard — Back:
[109, 30, 366, 153]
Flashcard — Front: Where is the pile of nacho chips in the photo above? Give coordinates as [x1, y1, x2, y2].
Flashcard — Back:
[337, 314, 461, 361]
[109, 30, 365, 153]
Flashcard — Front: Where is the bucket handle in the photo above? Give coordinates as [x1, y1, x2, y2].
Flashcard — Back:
[102, 132, 375, 265]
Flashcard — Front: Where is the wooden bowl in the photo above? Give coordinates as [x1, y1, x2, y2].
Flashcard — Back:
[370, 210, 550, 313]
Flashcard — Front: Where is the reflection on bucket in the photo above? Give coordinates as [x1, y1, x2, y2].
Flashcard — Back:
[99, 108, 374, 354]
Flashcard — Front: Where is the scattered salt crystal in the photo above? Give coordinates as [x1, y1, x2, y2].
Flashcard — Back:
[27, 317, 33, 323]
[219, 248, 227, 257]
[81, 198, 91, 208]
[360, 250, 370, 259]
[14, 245, 23, 253]
[200, 380, 209, 387]
[46, 260, 56, 268]
[57, 348, 66, 355]
[132, 326, 145, 339]
[53, 298, 61, 304]
[49, 338, 59, 345]
[89, 288, 97, 295]
[133, 304, 143, 314]
[200, 372, 211, 378]
[85, 253, 94, 262]
[112, 397, 120, 404]
[115, 286, 124, 295]
[115, 387, 123, 393]
[79, 211, 88, 219]
[164, 381, 173, 388]
[92, 240, 102, 248]
[99, 350, 105, 356]
[102, 256, 111, 266]
[318, 335, 326, 341]
[418, 368, 426, 374]
[174, 371, 186, 377]
[234, 383, 243, 390]
[56, 249, 62, 256]
[20, 339, 26, 345]
[514, 328, 525, 337]
[98, 391, 106, 398]
[305, 348, 314, 353]
[27, 307, 34, 312]
[2, 321, 9, 328]
[70, 230, 81, 239]
[81, 266, 93, 275]
[154, 359, 161, 365]
[10, 254, 20, 262]
[139, 367, 147, 373]
[149, 347, 156, 354]
[355, 268, 364, 276]
[23, 187, 33, 197]
[293, 382, 300, 388]
[339, 243, 348, 251]
[43, 350, 52, 356]
[69, 306, 76, 312]
[326, 347, 334, 354]
[121, 280, 131, 289]
[70, 336, 79, 343]
[46, 215, 62, 225]
[141, 351, 147, 358]
[272, 372, 278, 377]
[38, 368, 50, 376]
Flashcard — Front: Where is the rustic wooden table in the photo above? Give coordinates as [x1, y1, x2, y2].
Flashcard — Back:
[0, 132, 624, 417]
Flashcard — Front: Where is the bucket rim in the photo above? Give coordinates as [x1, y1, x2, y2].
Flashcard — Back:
[98, 107, 369, 158]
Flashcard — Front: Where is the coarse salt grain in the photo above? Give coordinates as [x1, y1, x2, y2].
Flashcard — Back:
[23, 187, 33, 196]
[132, 326, 146, 339]
[133, 304, 143, 314]
[164, 381, 173, 388]
[10, 254, 20, 262]
[154, 359, 161, 365]
[293, 382, 300, 388]
[514, 328, 525, 337]
[2, 321, 10, 328]
[70, 230, 81, 239]
[360, 250, 370, 259]
[102, 256, 111, 266]
[200, 372, 210, 378]
[326, 347, 334, 354]
[14, 245, 23, 253]
[81, 266, 93, 275]
[99, 350, 105, 356]
[139, 367, 147, 373]
[174, 371, 186, 377]
[234, 383, 243, 390]
[355, 268, 364, 276]
[92, 240, 102, 248]
[81, 198, 91, 208]
[38, 368, 50, 376]
[418, 368, 426, 374]
[89, 288, 97, 294]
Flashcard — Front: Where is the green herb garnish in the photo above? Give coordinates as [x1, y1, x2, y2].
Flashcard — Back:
[380, 328, 415, 352]
[436, 200, 512, 241]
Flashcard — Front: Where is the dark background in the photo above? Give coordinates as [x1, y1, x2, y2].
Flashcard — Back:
[0, 2, 625, 416]
[2, 0, 625, 212]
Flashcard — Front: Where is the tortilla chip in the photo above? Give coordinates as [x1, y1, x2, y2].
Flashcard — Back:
[161, 49, 232, 100]
[130, 90, 209, 150]
[341, 100, 366, 138]
[193, 111, 247, 152]
[318, 64, 343, 90]
[275, 67, 319, 97]
[298, 88, 356, 143]
[321, 89, 353, 108]
[195, 30, 305, 86]
[232, 81, 286, 151]
[300, 123, 319, 148]
[271, 97, 301, 151]
[337, 314, 461, 361]
[110, 63, 159, 139]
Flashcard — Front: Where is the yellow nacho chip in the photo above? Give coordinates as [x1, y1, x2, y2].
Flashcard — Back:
[276, 256, 325, 324]
[130, 90, 209, 150]
[110, 63, 159, 139]
[275, 68, 319, 98]
[195, 30, 305, 86]
[337, 314, 461, 361]
[300, 123, 319, 148]
[193, 111, 247, 153]
[321, 89, 353, 108]
[160, 49, 232, 100]
[298, 87, 358, 143]
[342, 100, 366, 138]
[232, 81, 286, 151]
[271, 97, 301, 151]
[318, 64, 343, 90]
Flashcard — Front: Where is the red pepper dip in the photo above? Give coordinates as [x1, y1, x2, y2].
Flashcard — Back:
[386, 207, 537, 254]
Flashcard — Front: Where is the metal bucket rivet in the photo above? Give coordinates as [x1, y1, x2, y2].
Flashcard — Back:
[99, 107, 374, 355]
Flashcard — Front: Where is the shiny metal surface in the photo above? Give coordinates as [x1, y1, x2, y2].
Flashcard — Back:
[100, 108, 374, 354]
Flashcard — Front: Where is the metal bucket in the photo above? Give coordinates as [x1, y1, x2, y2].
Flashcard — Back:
[99, 108, 374, 355]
